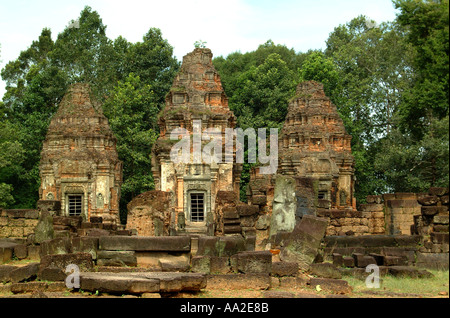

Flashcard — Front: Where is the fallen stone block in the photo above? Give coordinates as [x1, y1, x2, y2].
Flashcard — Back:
[98, 236, 191, 252]
[13, 244, 28, 260]
[422, 206, 448, 216]
[8, 262, 40, 283]
[210, 256, 231, 274]
[71, 237, 99, 260]
[206, 273, 270, 290]
[263, 290, 296, 298]
[0, 246, 13, 264]
[159, 257, 190, 272]
[10, 281, 47, 294]
[236, 204, 259, 217]
[280, 215, 329, 270]
[97, 251, 137, 267]
[387, 266, 433, 278]
[79, 271, 206, 294]
[197, 236, 245, 257]
[38, 266, 67, 282]
[0, 265, 18, 283]
[252, 195, 267, 206]
[415, 252, 449, 270]
[332, 253, 344, 267]
[310, 263, 342, 279]
[278, 275, 309, 289]
[431, 232, 449, 244]
[27, 246, 40, 260]
[128, 272, 207, 292]
[433, 215, 449, 225]
[381, 247, 415, 266]
[433, 224, 449, 232]
[38, 253, 93, 277]
[79, 272, 160, 295]
[39, 238, 72, 257]
[191, 256, 211, 274]
[428, 187, 449, 197]
[271, 261, 299, 277]
[352, 253, 377, 268]
[417, 195, 439, 206]
[309, 277, 352, 294]
[383, 256, 402, 266]
[342, 256, 355, 268]
[230, 251, 272, 274]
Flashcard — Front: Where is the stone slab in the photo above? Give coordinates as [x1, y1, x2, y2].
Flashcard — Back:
[324, 235, 422, 248]
[38, 253, 94, 276]
[97, 251, 137, 267]
[280, 216, 328, 270]
[79, 271, 206, 294]
[98, 236, 191, 252]
[206, 273, 271, 290]
[271, 261, 299, 277]
[8, 263, 40, 283]
[79, 272, 160, 294]
[230, 251, 272, 274]
[0, 265, 18, 282]
[415, 253, 449, 270]
[309, 263, 342, 279]
[309, 277, 352, 294]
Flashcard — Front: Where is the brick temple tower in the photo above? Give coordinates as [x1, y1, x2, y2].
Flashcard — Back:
[279, 80, 355, 209]
[39, 83, 123, 223]
[152, 48, 242, 235]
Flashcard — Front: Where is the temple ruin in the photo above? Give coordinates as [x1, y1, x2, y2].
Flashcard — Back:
[0, 48, 448, 299]
[38, 83, 123, 224]
[141, 48, 242, 236]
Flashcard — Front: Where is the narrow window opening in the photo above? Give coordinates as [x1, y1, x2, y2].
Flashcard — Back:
[68, 195, 82, 216]
[190, 193, 205, 222]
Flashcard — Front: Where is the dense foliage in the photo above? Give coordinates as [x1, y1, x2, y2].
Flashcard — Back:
[1, 1, 448, 215]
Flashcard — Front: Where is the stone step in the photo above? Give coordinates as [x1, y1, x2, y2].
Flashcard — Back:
[79, 271, 207, 294]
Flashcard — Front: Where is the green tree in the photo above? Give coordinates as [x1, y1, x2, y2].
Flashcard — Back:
[393, 0, 449, 138]
[214, 40, 307, 100]
[298, 50, 341, 104]
[226, 53, 297, 200]
[375, 116, 449, 192]
[324, 15, 414, 201]
[123, 28, 180, 109]
[103, 74, 159, 222]
[230, 53, 297, 130]
[0, 119, 25, 208]
[371, 0, 449, 194]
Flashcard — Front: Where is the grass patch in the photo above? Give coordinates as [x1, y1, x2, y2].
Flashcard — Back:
[345, 270, 449, 297]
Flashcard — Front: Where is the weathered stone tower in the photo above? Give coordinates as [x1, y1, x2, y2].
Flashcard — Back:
[247, 81, 356, 246]
[278, 80, 355, 209]
[152, 48, 242, 235]
[39, 83, 123, 223]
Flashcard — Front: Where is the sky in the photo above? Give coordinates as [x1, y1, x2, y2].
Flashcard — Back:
[0, 0, 399, 98]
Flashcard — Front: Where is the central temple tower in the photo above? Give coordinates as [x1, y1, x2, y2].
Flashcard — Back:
[152, 48, 242, 235]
